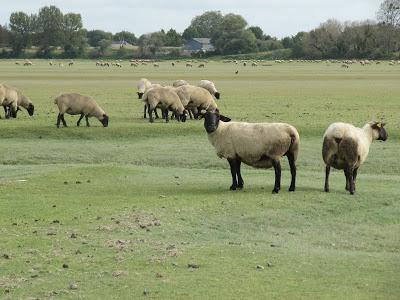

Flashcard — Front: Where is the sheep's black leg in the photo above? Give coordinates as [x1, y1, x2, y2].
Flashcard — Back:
[154, 108, 160, 119]
[228, 158, 238, 190]
[344, 166, 355, 195]
[344, 170, 350, 191]
[60, 113, 67, 127]
[85, 115, 90, 127]
[188, 110, 194, 120]
[272, 160, 281, 193]
[236, 159, 244, 189]
[77, 113, 84, 126]
[3, 106, 8, 118]
[143, 104, 147, 118]
[324, 165, 330, 192]
[148, 105, 154, 123]
[165, 110, 169, 123]
[287, 152, 296, 192]
[57, 113, 61, 128]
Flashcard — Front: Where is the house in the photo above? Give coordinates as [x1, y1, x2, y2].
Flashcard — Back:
[184, 38, 215, 54]
[111, 40, 135, 50]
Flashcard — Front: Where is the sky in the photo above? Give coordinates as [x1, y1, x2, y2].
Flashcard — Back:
[0, 0, 381, 38]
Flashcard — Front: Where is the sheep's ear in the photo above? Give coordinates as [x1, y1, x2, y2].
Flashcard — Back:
[219, 115, 231, 122]
[372, 122, 382, 129]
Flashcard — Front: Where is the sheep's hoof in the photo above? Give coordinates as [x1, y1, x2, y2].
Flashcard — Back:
[349, 190, 355, 195]
[289, 187, 295, 192]
[230, 185, 237, 191]
[324, 188, 329, 192]
[272, 188, 280, 194]
[237, 185, 244, 190]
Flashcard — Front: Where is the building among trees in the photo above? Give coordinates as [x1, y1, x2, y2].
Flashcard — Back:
[184, 38, 215, 54]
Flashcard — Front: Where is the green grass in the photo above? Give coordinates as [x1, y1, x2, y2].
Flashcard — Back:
[0, 59, 399, 299]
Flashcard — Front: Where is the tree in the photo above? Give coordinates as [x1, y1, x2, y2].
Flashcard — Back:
[182, 11, 223, 40]
[113, 31, 137, 45]
[164, 28, 182, 46]
[211, 13, 257, 55]
[9, 11, 34, 56]
[87, 30, 112, 47]
[62, 13, 85, 57]
[138, 31, 165, 57]
[36, 6, 64, 56]
[248, 26, 264, 40]
[0, 25, 10, 46]
[98, 39, 111, 56]
[377, 0, 400, 27]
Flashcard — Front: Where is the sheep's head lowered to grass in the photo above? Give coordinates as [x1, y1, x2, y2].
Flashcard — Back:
[100, 114, 109, 127]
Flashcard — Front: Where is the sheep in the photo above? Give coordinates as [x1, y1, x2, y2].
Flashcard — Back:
[203, 111, 300, 193]
[68, 60, 74, 66]
[198, 80, 220, 99]
[54, 93, 109, 128]
[174, 85, 218, 118]
[198, 63, 205, 68]
[322, 121, 388, 195]
[141, 87, 187, 123]
[0, 84, 34, 118]
[186, 63, 193, 67]
[137, 78, 163, 119]
[153, 63, 159, 68]
[172, 80, 189, 88]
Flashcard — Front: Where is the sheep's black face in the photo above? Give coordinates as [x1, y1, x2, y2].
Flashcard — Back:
[101, 114, 109, 127]
[180, 113, 187, 122]
[137, 92, 144, 99]
[214, 92, 220, 99]
[204, 112, 219, 133]
[27, 103, 34, 116]
[377, 127, 388, 141]
[372, 122, 388, 141]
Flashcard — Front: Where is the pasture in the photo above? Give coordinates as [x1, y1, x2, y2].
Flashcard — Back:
[1, 59, 399, 299]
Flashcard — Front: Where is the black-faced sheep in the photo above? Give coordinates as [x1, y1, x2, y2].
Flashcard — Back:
[0, 84, 34, 118]
[204, 111, 300, 193]
[54, 93, 109, 128]
[322, 121, 388, 194]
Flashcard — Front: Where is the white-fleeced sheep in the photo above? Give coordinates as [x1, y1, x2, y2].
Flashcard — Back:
[141, 87, 187, 123]
[172, 80, 189, 88]
[0, 84, 34, 118]
[174, 85, 218, 118]
[137, 78, 163, 118]
[322, 121, 388, 194]
[198, 80, 220, 99]
[204, 111, 300, 193]
[54, 93, 109, 128]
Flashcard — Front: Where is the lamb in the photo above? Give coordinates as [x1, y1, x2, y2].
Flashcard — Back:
[0, 84, 34, 118]
[322, 121, 388, 194]
[137, 78, 163, 118]
[198, 80, 220, 99]
[203, 111, 300, 193]
[54, 93, 109, 128]
[141, 87, 187, 123]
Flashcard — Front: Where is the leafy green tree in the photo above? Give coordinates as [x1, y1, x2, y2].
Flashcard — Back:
[113, 31, 137, 45]
[9, 11, 34, 56]
[87, 30, 113, 47]
[164, 28, 182, 46]
[98, 39, 112, 56]
[248, 26, 264, 40]
[138, 31, 165, 57]
[0, 25, 10, 46]
[212, 13, 257, 54]
[35, 6, 64, 56]
[182, 11, 223, 40]
[62, 13, 85, 57]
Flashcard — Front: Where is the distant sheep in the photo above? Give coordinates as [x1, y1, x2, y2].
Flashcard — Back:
[54, 93, 109, 128]
[322, 121, 388, 194]
[204, 111, 300, 193]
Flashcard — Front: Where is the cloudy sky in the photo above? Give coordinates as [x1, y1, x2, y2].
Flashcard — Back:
[0, 0, 380, 37]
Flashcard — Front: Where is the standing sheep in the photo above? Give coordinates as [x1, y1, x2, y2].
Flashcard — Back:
[174, 85, 218, 118]
[0, 84, 34, 118]
[137, 78, 162, 118]
[141, 87, 187, 123]
[204, 111, 300, 193]
[54, 93, 109, 128]
[322, 121, 388, 194]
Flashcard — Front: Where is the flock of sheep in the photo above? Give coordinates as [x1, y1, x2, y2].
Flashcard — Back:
[0, 68, 388, 195]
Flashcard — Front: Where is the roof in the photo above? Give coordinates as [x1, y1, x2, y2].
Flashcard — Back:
[192, 38, 212, 44]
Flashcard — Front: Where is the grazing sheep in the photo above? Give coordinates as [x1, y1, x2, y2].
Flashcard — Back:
[68, 60, 74, 66]
[141, 87, 187, 123]
[322, 121, 388, 194]
[198, 63, 205, 68]
[198, 80, 220, 100]
[0, 84, 34, 118]
[171, 62, 175, 67]
[204, 111, 300, 193]
[15, 61, 20, 65]
[172, 80, 189, 88]
[186, 63, 193, 67]
[153, 63, 159, 68]
[174, 85, 218, 118]
[137, 78, 162, 118]
[54, 93, 109, 128]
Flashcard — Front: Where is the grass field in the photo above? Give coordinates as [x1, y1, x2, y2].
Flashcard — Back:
[1, 59, 399, 299]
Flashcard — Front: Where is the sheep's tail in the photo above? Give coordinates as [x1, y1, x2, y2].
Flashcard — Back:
[288, 128, 300, 162]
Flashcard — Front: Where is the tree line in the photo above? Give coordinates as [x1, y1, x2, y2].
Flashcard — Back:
[0, 0, 399, 59]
